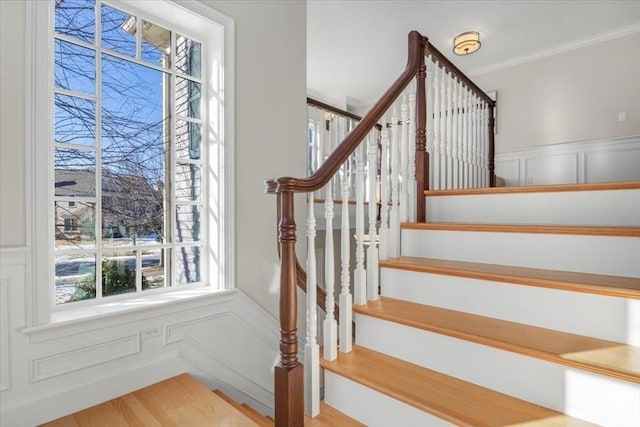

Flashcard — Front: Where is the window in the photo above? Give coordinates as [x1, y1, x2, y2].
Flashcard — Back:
[30, 0, 233, 315]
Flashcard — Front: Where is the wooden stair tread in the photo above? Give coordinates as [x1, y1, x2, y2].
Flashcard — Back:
[213, 391, 363, 427]
[424, 181, 640, 196]
[401, 222, 640, 237]
[354, 297, 640, 383]
[42, 373, 259, 426]
[213, 390, 272, 427]
[305, 403, 365, 426]
[380, 256, 640, 299]
[321, 346, 596, 427]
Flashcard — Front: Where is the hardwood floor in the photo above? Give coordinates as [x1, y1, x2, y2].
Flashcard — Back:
[42, 374, 259, 427]
[41, 373, 363, 427]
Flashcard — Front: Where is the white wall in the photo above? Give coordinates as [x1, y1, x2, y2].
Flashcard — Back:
[0, 0, 306, 424]
[473, 32, 640, 152]
[0, 0, 27, 247]
[203, 0, 307, 318]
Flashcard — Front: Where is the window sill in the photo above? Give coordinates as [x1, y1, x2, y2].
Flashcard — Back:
[22, 287, 236, 342]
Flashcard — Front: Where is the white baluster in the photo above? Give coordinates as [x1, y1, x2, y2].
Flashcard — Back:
[339, 165, 352, 353]
[445, 74, 453, 189]
[475, 97, 482, 188]
[353, 143, 366, 306]
[432, 63, 441, 190]
[452, 80, 460, 189]
[408, 91, 417, 222]
[379, 117, 390, 261]
[462, 90, 470, 189]
[400, 93, 409, 223]
[389, 103, 400, 258]
[439, 70, 448, 190]
[323, 178, 337, 361]
[473, 95, 479, 188]
[366, 133, 379, 301]
[479, 102, 485, 187]
[426, 58, 435, 189]
[304, 192, 320, 417]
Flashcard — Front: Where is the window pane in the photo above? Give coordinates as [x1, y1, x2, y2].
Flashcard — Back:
[102, 174, 165, 246]
[176, 120, 201, 160]
[55, 201, 95, 249]
[101, 54, 169, 246]
[55, 94, 96, 146]
[175, 163, 201, 202]
[175, 205, 201, 242]
[55, 40, 95, 95]
[176, 35, 201, 78]
[141, 20, 171, 68]
[175, 246, 200, 284]
[176, 78, 201, 119]
[101, 4, 136, 57]
[101, 252, 137, 297]
[55, 254, 96, 305]
[54, 0, 95, 43]
[54, 148, 96, 197]
[142, 248, 167, 290]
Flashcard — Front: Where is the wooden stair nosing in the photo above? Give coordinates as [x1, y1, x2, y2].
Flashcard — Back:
[401, 222, 640, 237]
[379, 256, 640, 299]
[321, 346, 596, 427]
[424, 181, 640, 196]
[354, 297, 640, 384]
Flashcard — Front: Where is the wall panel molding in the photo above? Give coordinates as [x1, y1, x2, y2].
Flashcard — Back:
[496, 135, 640, 186]
[29, 334, 141, 383]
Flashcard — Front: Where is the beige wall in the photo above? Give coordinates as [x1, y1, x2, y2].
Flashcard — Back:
[473, 32, 640, 152]
[0, 1, 27, 247]
[0, 1, 307, 317]
[204, 0, 307, 316]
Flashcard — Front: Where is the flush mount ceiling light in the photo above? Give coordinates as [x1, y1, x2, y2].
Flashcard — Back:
[453, 31, 481, 55]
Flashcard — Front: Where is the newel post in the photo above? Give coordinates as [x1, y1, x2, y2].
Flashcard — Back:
[488, 103, 496, 187]
[275, 188, 304, 427]
[415, 37, 429, 222]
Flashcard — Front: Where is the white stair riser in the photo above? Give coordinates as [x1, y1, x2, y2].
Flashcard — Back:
[401, 229, 640, 277]
[425, 189, 640, 226]
[355, 314, 640, 427]
[324, 371, 453, 427]
[381, 268, 640, 345]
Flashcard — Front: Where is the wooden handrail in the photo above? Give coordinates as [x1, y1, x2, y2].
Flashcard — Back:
[266, 31, 427, 195]
[307, 97, 383, 131]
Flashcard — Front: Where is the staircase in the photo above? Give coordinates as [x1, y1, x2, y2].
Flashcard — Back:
[320, 182, 640, 426]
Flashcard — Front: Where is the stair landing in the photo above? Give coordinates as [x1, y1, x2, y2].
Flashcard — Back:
[41, 373, 362, 427]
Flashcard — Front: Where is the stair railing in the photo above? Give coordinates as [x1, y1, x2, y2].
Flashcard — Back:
[424, 42, 496, 188]
[265, 31, 495, 426]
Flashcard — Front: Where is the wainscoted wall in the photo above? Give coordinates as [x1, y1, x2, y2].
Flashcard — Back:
[0, 247, 280, 427]
[495, 135, 640, 186]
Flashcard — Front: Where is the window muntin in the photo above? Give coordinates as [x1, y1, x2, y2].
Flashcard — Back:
[53, 0, 207, 306]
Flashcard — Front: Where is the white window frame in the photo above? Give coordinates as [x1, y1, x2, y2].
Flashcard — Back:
[26, 0, 235, 326]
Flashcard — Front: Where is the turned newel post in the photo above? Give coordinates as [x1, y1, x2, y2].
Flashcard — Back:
[488, 103, 496, 187]
[415, 37, 428, 222]
[275, 186, 304, 427]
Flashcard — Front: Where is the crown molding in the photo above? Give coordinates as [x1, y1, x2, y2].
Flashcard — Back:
[471, 23, 640, 77]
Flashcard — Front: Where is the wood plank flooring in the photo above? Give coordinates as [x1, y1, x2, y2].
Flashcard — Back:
[41, 373, 363, 427]
[42, 374, 258, 427]
[321, 346, 596, 427]
[380, 256, 640, 299]
[354, 297, 640, 383]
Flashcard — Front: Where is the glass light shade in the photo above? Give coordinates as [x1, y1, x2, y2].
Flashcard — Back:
[453, 31, 481, 55]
